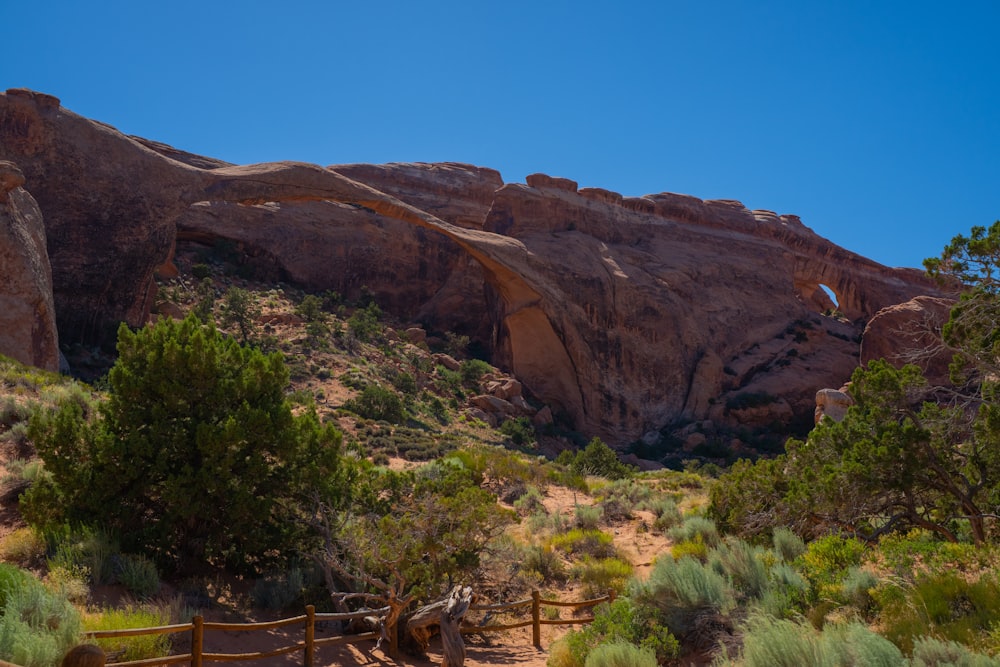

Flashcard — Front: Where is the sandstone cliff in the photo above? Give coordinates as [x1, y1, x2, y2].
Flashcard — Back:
[0, 88, 944, 445]
[0, 160, 58, 371]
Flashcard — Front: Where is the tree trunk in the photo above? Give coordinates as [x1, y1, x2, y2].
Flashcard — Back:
[403, 586, 476, 663]
[440, 586, 475, 667]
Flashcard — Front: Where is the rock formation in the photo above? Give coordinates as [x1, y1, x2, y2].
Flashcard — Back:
[0, 88, 946, 445]
[860, 295, 956, 386]
[0, 160, 58, 370]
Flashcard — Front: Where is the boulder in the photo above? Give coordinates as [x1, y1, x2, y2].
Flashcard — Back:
[815, 388, 853, 424]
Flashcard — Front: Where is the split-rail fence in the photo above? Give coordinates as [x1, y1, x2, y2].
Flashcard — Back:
[73, 590, 613, 667]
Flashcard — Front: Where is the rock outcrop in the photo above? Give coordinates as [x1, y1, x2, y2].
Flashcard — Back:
[0, 88, 946, 444]
[860, 296, 956, 386]
[0, 160, 58, 370]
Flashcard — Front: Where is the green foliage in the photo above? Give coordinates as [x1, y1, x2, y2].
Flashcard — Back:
[570, 557, 633, 597]
[668, 516, 721, 548]
[549, 529, 617, 559]
[513, 486, 546, 516]
[218, 287, 261, 344]
[878, 570, 1000, 654]
[797, 534, 866, 600]
[910, 636, 1000, 667]
[632, 555, 732, 639]
[583, 641, 657, 667]
[0, 527, 46, 567]
[117, 554, 160, 599]
[295, 294, 326, 322]
[500, 416, 536, 446]
[252, 568, 305, 610]
[0, 564, 81, 667]
[708, 456, 792, 540]
[772, 527, 806, 562]
[574, 505, 602, 530]
[713, 538, 769, 600]
[570, 438, 635, 480]
[460, 359, 491, 387]
[85, 605, 173, 662]
[552, 598, 679, 667]
[347, 303, 382, 343]
[25, 314, 343, 574]
[520, 544, 567, 583]
[644, 498, 681, 533]
[345, 384, 406, 424]
[725, 616, 904, 667]
[318, 458, 515, 606]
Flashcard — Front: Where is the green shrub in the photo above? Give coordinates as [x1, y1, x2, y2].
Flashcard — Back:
[549, 529, 617, 559]
[500, 417, 536, 446]
[878, 570, 1000, 654]
[772, 527, 806, 562]
[85, 604, 172, 662]
[117, 554, 160, 599]
[671, 537, 709, 562]
[644, 498, 681, 533]
[571, 557, 633, 598]
[730, 615, 904, 667]
[521, 545, 566, 583]
[0, 527, 46, 567]
[513, 486, 547, 516]
[797, 534, 865, 600]
[840, 566, 878, 616]
[44, 525, 118, 586]
[460, 359, 492, 387]
[347, 303, 382, 342]
[668, 516, 720, 548]
[571, 439, 635, 480]
[584, 641, 657, 667]
[553, 598, 678, 667]
[252, 568, 304, 610]
[0, 570, 81, 667]
[633, 555, 732, 638]
[911, 636, 1000, 666]
[714, 538, 769, 599]
[345, 384, 405, 424]
[575, 505, 602, 530]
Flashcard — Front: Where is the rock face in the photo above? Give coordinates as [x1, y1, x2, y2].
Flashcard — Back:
[0, 160, 58, 370]
[860, 296, 956, 386]
[0, 89, 946, 444]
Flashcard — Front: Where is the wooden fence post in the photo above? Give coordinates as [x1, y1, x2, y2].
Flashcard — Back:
[305, 605, 315, 667]
[60, 644, 105, 667]
[531, 590, 541, 648]
[608, 589, 616, 603]
[191, 615, 204, 667]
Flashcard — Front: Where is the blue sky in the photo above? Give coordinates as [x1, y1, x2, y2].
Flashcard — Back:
[5, 1, 998, 270]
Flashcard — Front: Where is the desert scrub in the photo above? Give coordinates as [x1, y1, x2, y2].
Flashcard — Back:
[0, 527, 46, 567]
[253, 567, 305, 610]
[513, 486, 546, 516]
[640, 497, 681, 533]
[632, 555, 733, 639]
[711, 537, 770, 600]
[117, 554, 160, 599]
[797, 534, 865, 602]
[570, 556, 633, 597]
[549, 529, 617, 559]
[549, 598, 678, 667]
[722, 615, 903, 667]
[771, 527, 806, 562]
[0, 563, 81, 667]
[876, 569, 1000, 654]
[85, 604, 173, 662]
[520, 544, 567, 583]
[584, 642, 657, 667]
[574, 504, 602, 530]
[668, 516, 720, 548]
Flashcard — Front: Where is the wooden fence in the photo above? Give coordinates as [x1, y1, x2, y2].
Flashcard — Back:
[80, 590, 612, 667]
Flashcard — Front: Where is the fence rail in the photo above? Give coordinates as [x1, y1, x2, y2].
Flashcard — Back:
[77, 590, 612, 667]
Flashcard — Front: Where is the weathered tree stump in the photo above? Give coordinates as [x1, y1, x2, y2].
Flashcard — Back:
[403, 585, 476, 666]
[440, 586, 475, 667]
[60, 645, 105, 667]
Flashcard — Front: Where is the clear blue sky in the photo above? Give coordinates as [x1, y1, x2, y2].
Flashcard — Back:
[5, 0, 998, 270]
